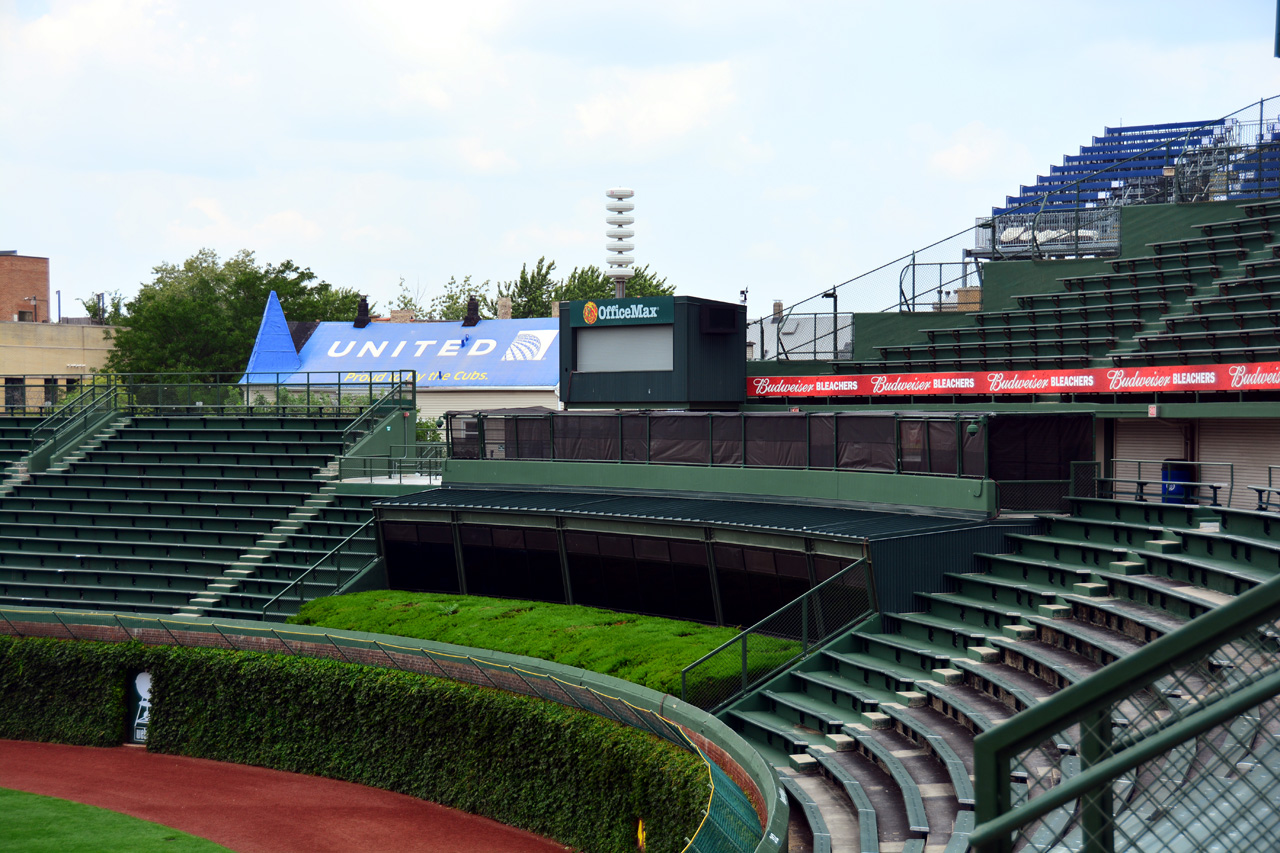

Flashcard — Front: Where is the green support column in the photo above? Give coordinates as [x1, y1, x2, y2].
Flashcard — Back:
[1079, 707, 1115, 853]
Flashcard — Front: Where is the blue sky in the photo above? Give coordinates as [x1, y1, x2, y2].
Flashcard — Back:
[1, 0, 1276, 322]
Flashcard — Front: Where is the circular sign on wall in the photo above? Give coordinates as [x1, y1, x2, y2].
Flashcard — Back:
[583, 301, 598, 325]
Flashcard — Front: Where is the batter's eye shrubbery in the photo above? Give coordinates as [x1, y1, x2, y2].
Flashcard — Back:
[0, 635, 706, 853]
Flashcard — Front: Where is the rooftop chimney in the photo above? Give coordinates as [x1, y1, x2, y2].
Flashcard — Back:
[354, 296, 371, 328]
[462, 296, 481, 327]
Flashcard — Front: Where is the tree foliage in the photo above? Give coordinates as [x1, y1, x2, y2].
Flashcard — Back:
[105, 249, 361, 378]
[428, 275, 495, 321]
[553, 264, 672, 303]
[79, 290, 127, 326]
[396, 260, 673, 324]
[497, 256, 557, 319]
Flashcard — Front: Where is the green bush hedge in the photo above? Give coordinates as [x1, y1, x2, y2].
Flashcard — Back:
[0, 636, 706, 853]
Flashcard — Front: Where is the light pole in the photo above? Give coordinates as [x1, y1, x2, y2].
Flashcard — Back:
[821, 289, 838, 358]
[605, 188, 635, 298]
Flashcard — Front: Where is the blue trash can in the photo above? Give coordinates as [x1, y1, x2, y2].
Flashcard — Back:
[1161, 459, 1192, 504]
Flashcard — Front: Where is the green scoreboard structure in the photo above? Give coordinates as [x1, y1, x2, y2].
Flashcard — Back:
[559, 295, 746, 409]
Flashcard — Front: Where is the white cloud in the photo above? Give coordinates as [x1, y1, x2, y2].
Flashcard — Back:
[572, 62, 736, 154]
[928, 121, 1034, 183]
[455, 138, 518, 174]
[168, 197, 322, 247]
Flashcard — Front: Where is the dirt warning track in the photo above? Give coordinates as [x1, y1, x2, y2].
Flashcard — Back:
[1, 739, 569, 853]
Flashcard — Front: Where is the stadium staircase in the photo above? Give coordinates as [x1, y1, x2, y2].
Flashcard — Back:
[844, 200, 1280, 374]
[726, 496, 1280, 853]
[0, 414, 384, 621]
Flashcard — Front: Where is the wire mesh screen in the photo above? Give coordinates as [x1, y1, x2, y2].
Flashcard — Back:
[681, 560, 872, 712]
[974, 207, 1121, 260]
[992, 612, 1280, 852]
[998, 480, 1072, 514]
[0, 608, 767, 853]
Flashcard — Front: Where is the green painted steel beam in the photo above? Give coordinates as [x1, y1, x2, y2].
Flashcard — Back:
[969, 666, 1280, 851]
[442, 459, 997, 517]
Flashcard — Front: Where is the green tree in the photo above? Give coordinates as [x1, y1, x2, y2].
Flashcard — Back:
[105, 248, 361, 379]
[497, 256, 557, 319]
[428, 275, 494, 321]
[553, 264, 673, 303]
[79, 290, 127, 325]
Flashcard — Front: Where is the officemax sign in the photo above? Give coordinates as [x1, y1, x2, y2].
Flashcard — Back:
[570, 297, 674, 327]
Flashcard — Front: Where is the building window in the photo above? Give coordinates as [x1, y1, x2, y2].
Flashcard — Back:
[17, 311, 33, 322]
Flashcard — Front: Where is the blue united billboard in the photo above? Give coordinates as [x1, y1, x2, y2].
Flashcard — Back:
[242, 292, 559, 388]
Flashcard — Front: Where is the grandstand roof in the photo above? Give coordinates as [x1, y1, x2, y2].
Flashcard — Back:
[376, 486, 977, 541]
[242, 291, 560, 389]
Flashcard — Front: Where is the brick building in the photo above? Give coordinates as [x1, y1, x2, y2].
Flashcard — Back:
[0, 251, 114, 411]
[0, 252, 50, 323]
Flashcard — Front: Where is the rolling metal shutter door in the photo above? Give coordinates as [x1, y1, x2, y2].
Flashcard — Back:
[1197, 419, 1280, 510]
[1113, 419, 1188, 494]
[414, 389, 560, 422]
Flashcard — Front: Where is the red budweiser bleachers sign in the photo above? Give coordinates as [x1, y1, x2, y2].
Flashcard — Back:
[747, 361, 1280, 398]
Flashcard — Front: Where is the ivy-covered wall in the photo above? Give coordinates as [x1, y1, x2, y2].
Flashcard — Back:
[0, 636, 706, 853]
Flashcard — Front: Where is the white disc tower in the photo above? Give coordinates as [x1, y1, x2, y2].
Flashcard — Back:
[605, 187, 635, 298]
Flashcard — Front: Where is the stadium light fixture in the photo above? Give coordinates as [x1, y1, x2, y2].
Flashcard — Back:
[605, 188, 636, 298]
[821, 289, 837, 347]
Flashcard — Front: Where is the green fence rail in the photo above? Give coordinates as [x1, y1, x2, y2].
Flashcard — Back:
[8, 371, 418, 418]
[971, 571, 1280, 853]
[681, 557, 873, 712]
[0, 607, 783, 853]
[336, 443, 446, 482]
[260, 519, 379, 619]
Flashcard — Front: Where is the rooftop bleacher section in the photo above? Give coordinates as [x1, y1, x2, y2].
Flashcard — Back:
[839, 201, 1280, 376]
[991, 115, 1280, 216]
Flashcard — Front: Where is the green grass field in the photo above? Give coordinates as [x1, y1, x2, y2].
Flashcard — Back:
[289, 590, 798, 696]
[0, 788, 233, 853]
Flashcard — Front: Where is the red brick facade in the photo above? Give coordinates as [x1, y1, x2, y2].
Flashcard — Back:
[0, 254, 50, 323]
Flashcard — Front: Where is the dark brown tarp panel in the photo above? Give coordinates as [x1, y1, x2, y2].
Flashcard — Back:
[988, 415, 1092, 481]
[650, 414, 711, 464]
[928, 420, 958, 475]
[622, 414, 648, 462]
[711, 413, 744, 466]
[745, 414, 808, 467]
[899, 420, 926, 473]
[509, 416, 552, 459]
[809, 415, 835, 469]
[552, 414, 619, 461]
[836, 415, 897, 471]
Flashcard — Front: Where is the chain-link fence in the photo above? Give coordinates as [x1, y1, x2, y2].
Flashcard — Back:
[0, 607, 776, 853]
[681, 559, 873, 712]
[974, 207, 1121, 260]
[971, 572, 1280, 853]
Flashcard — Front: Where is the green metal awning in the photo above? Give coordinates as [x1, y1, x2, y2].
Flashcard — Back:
[374, 486, 979, 542]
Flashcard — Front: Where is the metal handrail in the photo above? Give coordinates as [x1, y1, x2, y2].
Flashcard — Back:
[1107, 457, 1235, 507]
[260, 518, 378, 617]
[341, 371, 416, 451]
[29, 384, 118, 455]
[970, 570, 1280, 852]
[680, 557, 872, 712]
